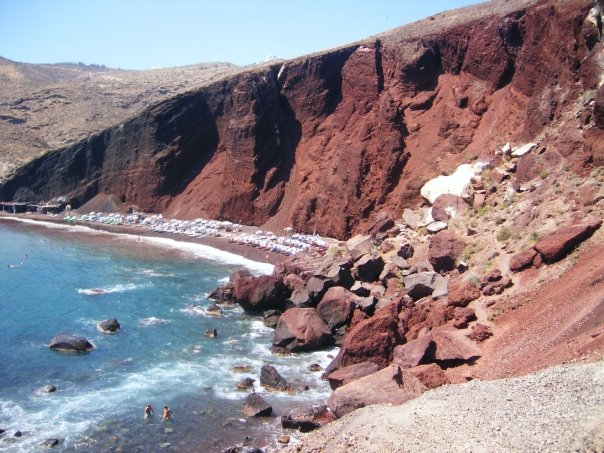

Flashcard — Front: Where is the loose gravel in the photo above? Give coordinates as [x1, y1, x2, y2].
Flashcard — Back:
[284, 361, 604, 453]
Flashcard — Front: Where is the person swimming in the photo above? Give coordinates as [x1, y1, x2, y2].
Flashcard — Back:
[144, 404, 154, 418]
[162, 405, 172, 421]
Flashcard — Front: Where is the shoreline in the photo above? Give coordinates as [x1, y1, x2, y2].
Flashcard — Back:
[0, 212, 288, 269]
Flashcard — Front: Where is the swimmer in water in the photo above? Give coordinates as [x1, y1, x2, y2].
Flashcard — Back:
[162, 405, 172, 421]
[144, 404, 154, 418]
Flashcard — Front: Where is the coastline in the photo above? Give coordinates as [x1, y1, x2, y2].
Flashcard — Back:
[0, 212, 287, 269]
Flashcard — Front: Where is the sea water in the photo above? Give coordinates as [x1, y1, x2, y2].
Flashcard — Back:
[0, 218, 335, 452]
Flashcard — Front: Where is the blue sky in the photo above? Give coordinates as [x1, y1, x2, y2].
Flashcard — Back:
[0, 0, 483, 69]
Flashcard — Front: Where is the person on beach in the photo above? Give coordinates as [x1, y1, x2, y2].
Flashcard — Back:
[162, 405, 172, 421]
[144, 404, 154, 418]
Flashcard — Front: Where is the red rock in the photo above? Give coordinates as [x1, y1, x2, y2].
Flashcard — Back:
[328, 364, 426, 418]
[272, 308, 333, 352]
[431, 327, 482, 366]
[391, 334, 435, 368]
[407, 363, 450, 389]
[348, 308, 369, 331]
[281, 405, 335, 432]
[432, 194, 470, 221]
[533, 220, 602, 263]
[482, 268, 502, 283]
[325, 300, 403, 374]
[345, 235, 373, 261]
[365, 211, 395, 237]
[283, 273, 306, 291]
[234, 275, 288, 312]
[452, 307, 476, 329]
[316, 287, 356, 331]
[447, 279, 481, 307]
[466, 323, 493, 342]
[428, 231, 466, 272]
[509, 249, 537, 272]
[325, 362, 380, 390]
[482, 282, 505, 296]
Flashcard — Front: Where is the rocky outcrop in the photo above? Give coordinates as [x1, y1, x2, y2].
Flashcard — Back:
[327, 364, 426, 418]
[2, 1, 599, 240]
[49, 335, 94, 352]
[316, 287, 356, 331]
[272, 308, 333, 352]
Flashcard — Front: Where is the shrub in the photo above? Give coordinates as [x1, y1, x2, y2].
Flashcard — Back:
[496, 226, 512, 242]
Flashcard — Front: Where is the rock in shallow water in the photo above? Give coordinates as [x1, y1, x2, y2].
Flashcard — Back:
[97, 318, 120, 333]
[242, 393, 272, 417]
[49, 335, 94, 352]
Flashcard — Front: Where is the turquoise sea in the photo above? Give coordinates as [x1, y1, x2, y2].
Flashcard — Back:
[0, 218, 333, 452]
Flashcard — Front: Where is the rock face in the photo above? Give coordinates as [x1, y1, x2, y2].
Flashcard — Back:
[1, 1, 599, 239]
[49, 335, 94, 352]
[327, 364, 427, 418]
[272, 308, 333, 352]
[533, 220, 602, 263]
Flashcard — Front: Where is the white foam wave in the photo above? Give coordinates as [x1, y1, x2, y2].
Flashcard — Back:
[139, 317, 170, 327]
[77, 283, 140, 295]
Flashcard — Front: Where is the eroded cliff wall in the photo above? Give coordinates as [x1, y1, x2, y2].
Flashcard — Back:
[1, 0, 602, 239]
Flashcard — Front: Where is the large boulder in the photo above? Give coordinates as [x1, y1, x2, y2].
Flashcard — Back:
[49, 335, 94, 352]
[509, 249, 537, 272]
[428, 231, 465, 272]
[403, 272, 437, 300]
[233, 275, 289, 312]
[447, 279, 481, 307]
[431, 327, 482, 367]
[242, 393, 272, 417]
[325, 300, 404, 373]
[327, 364, 426, 418]
[392, 335, 435, 369]
[306, 276, 332, 303]
[345, 235, 373, 261]
[287, 286, 312, 308]
[352, 254, 385, 282]
[432, 194, 470, 221]
[314, 260, 354, 289]
[325, 362, 380, 390]
[260, 364, 291, 391]
[316, 287, 356, 331]
[533, 219, 602, 263]
[97, 318, 120, 333]
[272, 308, 333, 352]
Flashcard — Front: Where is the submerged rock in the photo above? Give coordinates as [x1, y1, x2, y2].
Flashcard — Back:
[49, 335, 94, 352]
[41, 438, 60, 449]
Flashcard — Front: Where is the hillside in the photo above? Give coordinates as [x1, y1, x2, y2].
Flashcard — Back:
[0, 57, 244, 182]
[0, 0, 602, 240]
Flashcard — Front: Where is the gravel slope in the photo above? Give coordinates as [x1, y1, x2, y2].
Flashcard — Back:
[284, 361, 604, 453]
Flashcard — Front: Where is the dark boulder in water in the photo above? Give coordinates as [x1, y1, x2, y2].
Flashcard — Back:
[41, 438, 60, 448]
[241, 393, 272, 417]
[49, 335, 94, 352]
[97, 319, 121, 333]
[260, 365, 291, 391]
[38, 384, 57, 394]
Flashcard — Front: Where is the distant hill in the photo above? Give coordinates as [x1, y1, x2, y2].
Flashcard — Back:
[0, 57, 244, 181]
